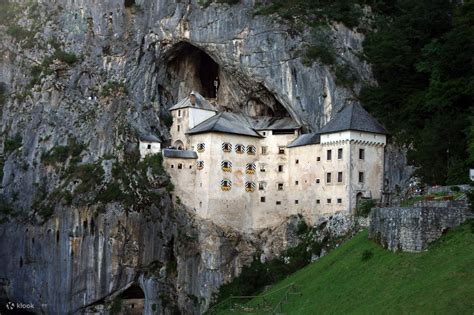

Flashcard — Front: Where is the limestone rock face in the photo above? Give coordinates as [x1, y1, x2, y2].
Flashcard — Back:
[0, 0, 409, 313]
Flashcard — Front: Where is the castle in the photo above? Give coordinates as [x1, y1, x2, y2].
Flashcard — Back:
[161, 91, 387, 231]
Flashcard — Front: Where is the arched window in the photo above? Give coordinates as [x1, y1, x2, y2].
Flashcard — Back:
[246, 163, 256, 174]
[221, 179, 232, 191]
[197, 143, 205, 152]
[222, 142, 232, 152]
[247, 145, 256, 155]
[235, 144, 245, 154]
[245, 181, 256, 192]
[221, 160, 232, 172]
[197, 161, 204, 170]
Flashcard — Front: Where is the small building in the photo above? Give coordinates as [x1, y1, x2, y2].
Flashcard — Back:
[139, 135, 161, 159]
[163, 91, 388, 231]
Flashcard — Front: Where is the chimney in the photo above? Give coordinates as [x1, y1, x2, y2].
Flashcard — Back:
[190, 91, 196, 106]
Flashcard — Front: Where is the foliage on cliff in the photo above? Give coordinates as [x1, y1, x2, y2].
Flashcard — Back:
[256, 0, 474, 185]
[229, 222, 474, 314]
[361, 0, 474, 185]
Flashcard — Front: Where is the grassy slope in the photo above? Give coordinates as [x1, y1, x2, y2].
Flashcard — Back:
[224, 222, 474, 314]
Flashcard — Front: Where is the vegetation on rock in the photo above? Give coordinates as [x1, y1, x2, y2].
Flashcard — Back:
[226, 222, 474, 314]
[256, 0, 474, 185]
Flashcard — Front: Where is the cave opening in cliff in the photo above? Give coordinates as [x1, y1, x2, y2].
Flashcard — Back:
[124, 0, 135, 8]
[166, 42, 219, 99]
[162, 42, 292, 120]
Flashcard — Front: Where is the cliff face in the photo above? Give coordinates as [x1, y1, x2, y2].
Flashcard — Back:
[0, 0, 392, 314]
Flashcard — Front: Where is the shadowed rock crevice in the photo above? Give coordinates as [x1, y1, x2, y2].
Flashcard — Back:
[159, 41, 290, 118]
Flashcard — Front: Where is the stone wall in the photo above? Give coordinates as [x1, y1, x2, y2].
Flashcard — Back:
[369, 202, 473, 252]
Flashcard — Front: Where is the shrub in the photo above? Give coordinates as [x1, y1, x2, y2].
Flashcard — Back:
[140, 153, 164, 176]
[53, 49, 78, 64]
[161, 113, 173, 128]
[38, 206, 54, 220]
[109, 297, 123, 315]
[4, 134, 22, 153]
[361, 249, 374, 261]
[356, 199, 376, 218]
[296, 220, 309, 236]
[6, 24, 32, 40]
[101, 81, 127, 97]
[42, 138, 85, 165]
[166, 182, 175, 193]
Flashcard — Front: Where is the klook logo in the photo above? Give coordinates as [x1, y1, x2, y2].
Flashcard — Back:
[5, 302, 15, 310]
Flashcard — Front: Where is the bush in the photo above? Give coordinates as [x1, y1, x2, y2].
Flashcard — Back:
[109, 297, 123, 315]
[38, 206, 54, 220]
[361, 249, 374, 261]
[53, 49, 78, 64]
[101, 81, 127, 97]
[356, 199, 376, 218]
[42, 138, 85, 165]
[4, 134, 22, 153]
[6, 24, 32, 40]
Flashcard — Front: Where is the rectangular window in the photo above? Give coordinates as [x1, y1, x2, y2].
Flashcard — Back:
[295, 200, 299, 204]
[178, 109, 182, 117]
[327, 198, 331, 204]
[147, 144, 151, 149]
[276, 201, 281, 205]
[338, 172, 343, 183]
[295, 181, 299, 185]
[259, 182, 265, 190]
[359, 149, 365, 160]
[278, 165, 284, 172]
[260, 196, 266, 203]
[338, 148, 343, 159]
[327, 150, 332, 160]
[177, 125, 181, 132]
[316, 199, 320, 204]
[278, 146, 285, 154]
[326, 172, 332, 183]
[178, 163, 182, 169]
[278, 183, 284, 190]
[261, 146, 268, 155]
[295, 159, 299, 164]
[316, 178, 320, 184]
[359, 172, 364, 183]
[260, 164, 266, 172]
[337, 198, 342, 204]
[317, 157, 321, 161]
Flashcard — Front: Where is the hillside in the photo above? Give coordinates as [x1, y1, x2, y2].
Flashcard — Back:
[215, 221, 474, 314]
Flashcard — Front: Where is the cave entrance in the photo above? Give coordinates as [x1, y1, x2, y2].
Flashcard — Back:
[166, 42, 219, 99]
[124, 0, 135, 7]
[119, 284, 145, 314]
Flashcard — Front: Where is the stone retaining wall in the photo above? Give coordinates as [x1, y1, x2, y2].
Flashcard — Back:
[369, 203, 473, 252]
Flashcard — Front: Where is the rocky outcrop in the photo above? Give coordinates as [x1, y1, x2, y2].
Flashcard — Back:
[0, 0, 411, 313]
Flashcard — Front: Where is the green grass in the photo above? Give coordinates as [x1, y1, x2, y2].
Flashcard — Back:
[216, 222, 474, 314]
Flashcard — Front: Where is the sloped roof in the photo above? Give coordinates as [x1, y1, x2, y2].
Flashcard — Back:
[139, 134, 160, 142]
[319, 103, 388, 135]
[169, 91, 217, 112]
[250, 116, 300, 130]
[187, 112, 262, 138]
[163, 149, 197, 159]
[287, 132, 321, 148]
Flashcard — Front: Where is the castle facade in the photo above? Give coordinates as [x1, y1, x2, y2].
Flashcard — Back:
[162, 92, 387, 231]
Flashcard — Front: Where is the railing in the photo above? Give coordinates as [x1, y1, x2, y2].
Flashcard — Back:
[206, 283, 302, 315]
